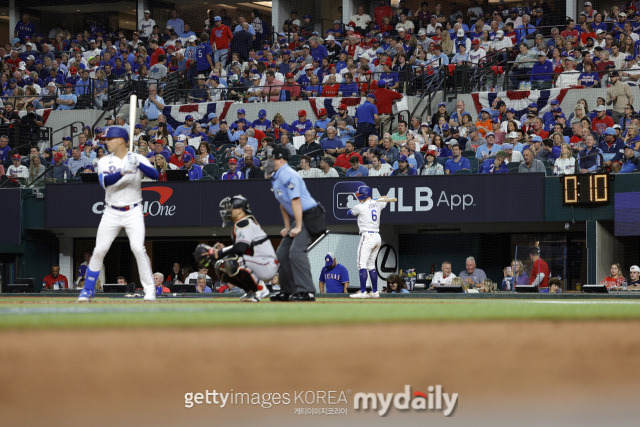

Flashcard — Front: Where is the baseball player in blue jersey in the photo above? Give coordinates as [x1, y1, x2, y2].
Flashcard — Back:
[319, 252, 350, 293]
[78, 126, 159, 302]
[348, 185, 396, 299]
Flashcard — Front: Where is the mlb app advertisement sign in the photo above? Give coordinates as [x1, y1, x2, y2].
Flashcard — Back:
[45, 175, 543, 228]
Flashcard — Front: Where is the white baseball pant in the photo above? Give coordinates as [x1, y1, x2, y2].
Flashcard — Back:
[88, 205, 154, 293]
[357, 232, 381, 270]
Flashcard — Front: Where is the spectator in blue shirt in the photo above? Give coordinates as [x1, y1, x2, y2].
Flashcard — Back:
[56, 84, 77, 110]
[181, 153, 202, 181]
[445, 144, 471, 174]
[598, 127, 625, 173]
[619, 145, 639, 173]
[578, 134, 603, 173]
[379, 63, 399, 90]
[530, 51, 554, 89]
[480, 151, 509, 173]
[314, 109, 330, 135]
[390, 154, 417, 176]
[252, 109, 272, 132]
[345, 156, 369, 177]
[338, 73, 359, 97]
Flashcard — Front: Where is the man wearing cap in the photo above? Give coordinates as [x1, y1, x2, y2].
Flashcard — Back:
[475, 132, 501, 160]
[251, 110, 272, 133]
[607, 71, 633, 124]
[354, 93, 379, 149]
[390, 154, 417, 176]
[619, 145, 639, 173]
[314, 109, 331, 135]
[290, 110, 313, 135]
[270, 145, 322, 301]
[173, 115, 195, 139]
[138, 9, 156, 41]
[598, 127, 625, 173]
[180, 153, 202, 181]
[193, 33, 214, 76]
[280, 72, 301, 101]
[6, 154, 28, 180]
[328, 103, 355, 129]
[210, 16, 234, 66]
[220, 157, 244, 180]
[479, 150, 508, 174]
[626, 265, 640, 290]
[592, 105, 615, 135]
[55, 84, 77, 110]
[530, 51, 554, 89]
[45, 152, 72, 182]
[190, 75, 211, 103]
[555, 56, 581, 88]
[319, 252, 349, 294]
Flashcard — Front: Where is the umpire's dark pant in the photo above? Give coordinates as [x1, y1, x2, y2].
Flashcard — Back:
[356, 122, 376, 149]
[276, 219, 315, 295]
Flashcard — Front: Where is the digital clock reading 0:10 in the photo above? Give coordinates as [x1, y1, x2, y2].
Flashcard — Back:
[562, 173, 610, 206]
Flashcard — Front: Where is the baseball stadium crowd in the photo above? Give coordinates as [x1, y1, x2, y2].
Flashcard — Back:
[2, 1, 640, 184]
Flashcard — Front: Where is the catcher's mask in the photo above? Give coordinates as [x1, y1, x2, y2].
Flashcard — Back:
[219, 195, 253, 227]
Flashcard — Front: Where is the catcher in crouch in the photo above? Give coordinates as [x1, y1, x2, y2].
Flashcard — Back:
[194, 195, 277, 302]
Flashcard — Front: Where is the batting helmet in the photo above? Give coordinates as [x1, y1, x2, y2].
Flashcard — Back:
[356, 185, 372, 201]
[219, 195, 253, 227]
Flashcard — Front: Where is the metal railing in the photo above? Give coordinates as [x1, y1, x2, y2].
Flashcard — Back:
[575, 151, 604, 173]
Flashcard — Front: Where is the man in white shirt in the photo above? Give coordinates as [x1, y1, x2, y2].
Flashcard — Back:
[318, 157, 339, 177]
[186, 266, 212, 283]
[297, 155, 320, 178]
[555, 57, 580, 88]
[469, 40, 486, 66]
[351, 6, 372, 32]
[431, 261, 457, 286]
[621, 56, 640, 84]
[367, 153, 392, 176]
[7, 154, 28, 179]
[138, 10, 156, 39]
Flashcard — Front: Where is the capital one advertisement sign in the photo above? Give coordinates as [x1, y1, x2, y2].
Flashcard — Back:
[45, 174, 543, 228]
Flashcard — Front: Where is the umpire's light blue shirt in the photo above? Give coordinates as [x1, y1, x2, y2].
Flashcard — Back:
[272, 163, 317, 217]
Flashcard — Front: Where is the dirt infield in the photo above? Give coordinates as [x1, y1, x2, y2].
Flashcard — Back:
[1, 321, 639, 427]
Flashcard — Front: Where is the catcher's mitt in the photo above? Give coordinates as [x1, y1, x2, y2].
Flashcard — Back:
[193, 244, 215, 269]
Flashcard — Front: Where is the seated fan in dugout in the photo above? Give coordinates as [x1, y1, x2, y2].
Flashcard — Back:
[193, 195, 277, 302]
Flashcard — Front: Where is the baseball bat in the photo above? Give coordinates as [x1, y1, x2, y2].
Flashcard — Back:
[129, 94, 137, 152]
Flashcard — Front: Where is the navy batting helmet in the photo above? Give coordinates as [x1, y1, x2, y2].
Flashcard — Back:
[356, 185, 372, 201]
[103, 126, 129, 141]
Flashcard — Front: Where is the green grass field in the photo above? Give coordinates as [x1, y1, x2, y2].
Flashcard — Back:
[2, 297, 640, 329]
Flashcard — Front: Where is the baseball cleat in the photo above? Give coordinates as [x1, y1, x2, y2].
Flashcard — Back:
[240, 291, 259, 302]
[269, 292, 291, 302]
[349, 291, 370, 299]
[255, 281, 270, 300]
[369, 291, 380, 299]
[143, 290, 156, 301]
[290, 292, 316, 302]
[77, 288, 94, 302]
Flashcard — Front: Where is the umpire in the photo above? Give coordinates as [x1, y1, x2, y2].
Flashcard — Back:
[354, 93, 379, 149]
[270, 145, 325, 302]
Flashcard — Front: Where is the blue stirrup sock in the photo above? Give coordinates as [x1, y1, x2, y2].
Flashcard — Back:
[359, 269, 368, 293]
[369, 269, 378, 293]
[83, 269, 100, 292]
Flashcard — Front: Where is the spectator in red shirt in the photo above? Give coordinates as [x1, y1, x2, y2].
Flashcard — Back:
[321, 74, 340, 97]
[592, 105, 614, 135]
[149, 38, 165, 66]
[210, 16, 234, 66]
[528, 248, 549, 289]
[595, 50, 614, 78]
[169, 140, 188, 168]
[42, 265, 69, 290]
[374, 0, 393, 26]
[532, 118, 549, 139]
[334, 140, 363, 170]
[560, 18, 579, 47]
[281, 72, 301, 100]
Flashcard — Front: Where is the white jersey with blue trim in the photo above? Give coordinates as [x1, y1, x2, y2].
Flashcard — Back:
[350, 199, 387, 233]
[98, 153, 152, 206]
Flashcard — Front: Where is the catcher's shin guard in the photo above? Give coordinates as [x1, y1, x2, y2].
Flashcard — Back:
[214, 256, 259, 292]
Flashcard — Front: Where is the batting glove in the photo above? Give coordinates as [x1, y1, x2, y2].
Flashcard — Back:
[122, 160, 138, 174]
[126, 152, 140, 166]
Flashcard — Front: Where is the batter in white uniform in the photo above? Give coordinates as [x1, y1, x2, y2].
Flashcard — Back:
[78, 126, 159, 302]
[348, 185, 396, 299]
[194, 195, 277, 302]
